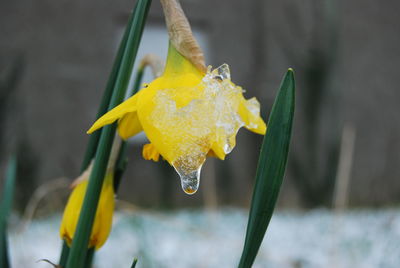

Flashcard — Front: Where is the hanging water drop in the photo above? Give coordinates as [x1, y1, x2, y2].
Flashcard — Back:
[172, 154, 205, 195]
[177, 166, 202, 195]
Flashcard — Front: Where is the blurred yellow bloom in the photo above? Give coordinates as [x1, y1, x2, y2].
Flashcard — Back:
[87, 44, 266, 194]
[59, 168, 114, 249]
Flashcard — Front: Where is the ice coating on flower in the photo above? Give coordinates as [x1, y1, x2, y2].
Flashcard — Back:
[174, 155, 203, 194]
[87, 44, 266, 195]
[244, 98, 262, 129]
[143, 64, 262, 194]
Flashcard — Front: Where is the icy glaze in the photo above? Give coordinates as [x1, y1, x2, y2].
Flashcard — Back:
[149, 64, 262, 194]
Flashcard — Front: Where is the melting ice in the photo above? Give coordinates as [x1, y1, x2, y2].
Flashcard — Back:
[150, 64, 262, 195]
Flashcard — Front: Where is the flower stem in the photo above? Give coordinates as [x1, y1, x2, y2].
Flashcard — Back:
[65, 1, 152, 267]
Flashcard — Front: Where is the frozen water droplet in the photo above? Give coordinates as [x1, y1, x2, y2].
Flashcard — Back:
[213, 75, 223, 81]
[213, 64, 231, 81]
[224, 142, 233, 154]
[172, 154, 205, 195]
[178, 167, 202, 195]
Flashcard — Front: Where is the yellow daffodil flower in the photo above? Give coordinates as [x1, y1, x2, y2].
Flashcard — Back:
[87, 43, 266, 194]
[59, 167, 114, 249]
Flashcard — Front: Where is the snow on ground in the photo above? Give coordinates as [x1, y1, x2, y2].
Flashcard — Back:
[9, 208, 400, 268]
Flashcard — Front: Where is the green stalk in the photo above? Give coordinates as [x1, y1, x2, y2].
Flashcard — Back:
[113, 140, 129, 192]
[58, 2, 138, 267]
[83, 248, 95, 268]
[131, 258, 138, 268]
[65, 1, 152, 268]
[58, 242, 70, 267]
[114, 67, 144, 192]
[0, 236, 9, 268]
[238, 69, 295, 268]
[80, 5, 135, 173]
[0, 156, 17, 268]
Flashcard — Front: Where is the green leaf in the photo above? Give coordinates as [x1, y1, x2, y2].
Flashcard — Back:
[58, 242, 70, 267]
[58, 2, 142, 267]
[238, 69, 295, 268]
[79, 2, 136, 173]
[0, 155, 17, 268]
[113, 67, 145, 192]
[131, 258, 138, 268]
[65, 1, 152, 268]
[83, 248, 95, 268]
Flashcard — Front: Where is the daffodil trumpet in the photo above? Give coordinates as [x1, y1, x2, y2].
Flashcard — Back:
[87, 0, 266, 195]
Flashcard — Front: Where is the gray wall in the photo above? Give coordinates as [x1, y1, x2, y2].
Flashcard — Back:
[1, 0, 399, 208]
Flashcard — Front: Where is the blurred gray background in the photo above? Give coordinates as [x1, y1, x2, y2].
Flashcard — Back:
[1, 0, 399, 210]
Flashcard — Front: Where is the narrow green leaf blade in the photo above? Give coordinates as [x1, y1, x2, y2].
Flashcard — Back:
[80, 3, 136, 173]
[0, 155, 17, 268]
[114, 67, 144, 191]
[65, 1, 152, 268]
[58, 241, 70, 267]
[131, 258, 138, 268]
[59, 2, 140, 267]
[238, 69, 295, 268]
[83, 248, 95, 268]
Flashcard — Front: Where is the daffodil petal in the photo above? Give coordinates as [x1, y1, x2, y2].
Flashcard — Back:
[117, 111, 143, 140]
[142, 143, 160, 162]
[210, 128, 228, 160]
[209, 145, 226, 160]
[206, 149, 217, 158]
[239, 97, 266, 135]
[136, 72, 206, 164]
[92, 173, 114, 249]
[87, 92, 141, 134]
[60, 179, 88, 246]
[60, 172, 114, 249]
[138, 85, 212, 165]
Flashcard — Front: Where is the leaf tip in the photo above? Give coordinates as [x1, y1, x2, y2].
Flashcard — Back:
[285, 68, 295, 90]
